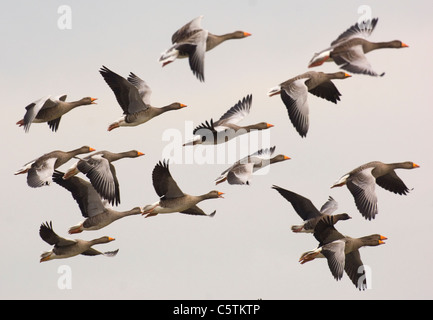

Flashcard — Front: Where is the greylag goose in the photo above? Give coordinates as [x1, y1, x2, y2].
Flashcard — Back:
[299, 215, 387, 290]
[52, 171, 143, 234]
[331, 161, 419, 220]
[39, 221, 118, 262]
[215, 146, 290, 185]
[62, 150, 145, 206]
[159, 15, 251, 82]
[268, 71, 351, 137]
[272, 185, 348, 233]
[99, 66, 187, 131]
[183, 94, 273, 146]
[308, 18, 408, 77]
[142, 160, 223, 218]
[14, 146, 95, 188]
[16, 95, 97, 132]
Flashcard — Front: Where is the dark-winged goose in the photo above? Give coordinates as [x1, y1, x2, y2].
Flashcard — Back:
[99, 66, 186, 131]
[272, 185, 349, 233]
[52, 171, 143, 234]
[39, 221, 118, 262]
[142, 160, 223, 218]
[184, 94, 273, 146]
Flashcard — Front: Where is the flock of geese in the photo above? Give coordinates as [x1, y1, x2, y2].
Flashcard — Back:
[15, 15, 417, 290]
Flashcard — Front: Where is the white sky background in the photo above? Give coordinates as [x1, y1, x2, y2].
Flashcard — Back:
[1, 0, 432, 299]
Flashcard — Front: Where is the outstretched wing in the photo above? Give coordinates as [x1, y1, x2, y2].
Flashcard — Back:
[152, 160, 185, 199]
[216, 94, 252, 126]
[39, 221, 76, 247]
[272, 185, 322, 220]
[52, 171, 106, 218]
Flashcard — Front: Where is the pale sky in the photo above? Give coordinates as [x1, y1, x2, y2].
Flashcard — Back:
[1, 0, 432, 300]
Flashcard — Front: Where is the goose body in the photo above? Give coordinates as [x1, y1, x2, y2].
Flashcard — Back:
[184, 94, 273, 146]
[14, 146, 94, 188]
[17, 95, 97, 132]
[159, 15, 251, 82]
[308, 18, 408, 76]
[215, 146, 290, 185]
[268, 71, 351, 137]
[299, 215, 386, 290]
[52, 171, 143, 233]
[99, 66, 186, 131]
[142, 160, 223, 218]
[39, 221, 118, 262]
[331, 161, 419, 220]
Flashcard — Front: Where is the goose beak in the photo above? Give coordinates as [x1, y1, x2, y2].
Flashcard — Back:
[137, 151, 145, 156]
[267, 86, 281, 97]
[180, 103, 187, 108]
[108, 237, 115, 242]
[344, 73, 352, 78]
[217, 192, 224, 198]
[89, 147, 96, 152]
[243, 32, 252, 37]
[91, 98, 98, 104]
[413, 163, 420, 168]
[401, 42, 409, 48]
[379, 235, 387, 244]
[267, 123, 274, 128]
[283, 155, 291, 160]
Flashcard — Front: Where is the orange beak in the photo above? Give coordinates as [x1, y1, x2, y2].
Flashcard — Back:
[244, 32, 252, 37]
[344, 73, 352, 78]
[267, 123, 274, 128]
[91, 98, 98, 104]
[379, 235, 387, 244]
[401, 42, 409, 48]
[283, 155, 291, 160]
[180, 103, 187, 108]
[413, 163, 420, 168]
[137, 151, 145, 156]
[89, 147, 96, 152]
[217, 192, 224, 198]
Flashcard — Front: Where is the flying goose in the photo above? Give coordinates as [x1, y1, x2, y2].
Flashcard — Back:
[52, 171, 143, 234]
[268, 71, 351, 137]
[142, 160, 223, 218]
[215, 146, 290, 185]
[159, 15, 251, 82]
[39, 221, 118, 262]
[14, 146, 95, 188]
[17, 95, 97, 132]
[183, 94, 273, 146]
[308, 18, 408, 76]
[271, 185, 344, 233]
[299, 215, 386, 290]
[331, 161, 419, 220]
[99, 66, 187, 131]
